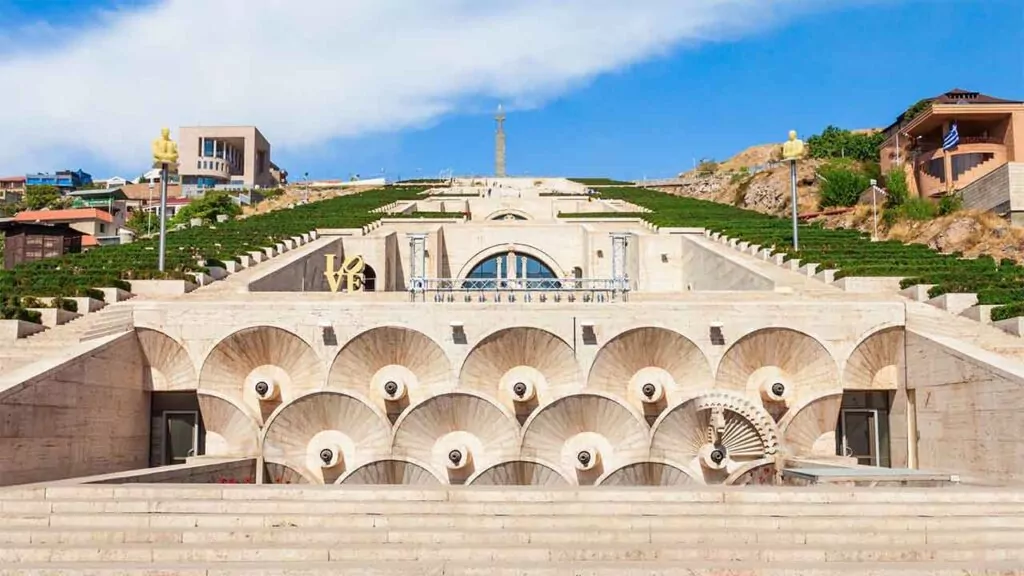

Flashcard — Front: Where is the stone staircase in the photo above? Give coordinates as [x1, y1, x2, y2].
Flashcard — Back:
[0, 484, 1022, 574]
[0, 302, 134, 374]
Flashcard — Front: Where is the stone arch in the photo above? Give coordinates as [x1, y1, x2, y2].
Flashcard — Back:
[778, 393, 843, 459]
[459, 326, 579, 421]
[520, 393, 649, 486]
[843, 326, 905, 390]
[468, 458, 572, 486]
[587, 327, 712, 422]
[198, 325, 324, 425]
[483, 208, 533, 221]
[261, 391, 391, 484]
[391, 392, 520, 485]
[196, 391, 260, 458]
[336, 457, 444, 485]
[650, 391, 778, 485]
[136, 327, 197, 391]
[328, 326, 451, 422]
[715, 327, 840, 421]
[455, 243, 567, 280]
[597, 460, 699, 486]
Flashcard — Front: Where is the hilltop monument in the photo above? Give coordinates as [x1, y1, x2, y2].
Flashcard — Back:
[495, 104, 507, 177]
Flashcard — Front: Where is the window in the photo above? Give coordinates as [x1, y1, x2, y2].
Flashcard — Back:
[203, 139, 215, 157]
[99, 223, 107, 234]
[465, 252, 559, 289]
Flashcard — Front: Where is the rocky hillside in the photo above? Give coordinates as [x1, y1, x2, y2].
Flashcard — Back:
[656, 143, 1024, 265]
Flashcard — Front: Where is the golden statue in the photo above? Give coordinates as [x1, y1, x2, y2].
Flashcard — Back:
[152, 127, 179, 166]
[781, 130, 805, 161]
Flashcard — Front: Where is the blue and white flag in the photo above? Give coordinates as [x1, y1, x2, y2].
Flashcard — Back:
[943, 122, 960, 151]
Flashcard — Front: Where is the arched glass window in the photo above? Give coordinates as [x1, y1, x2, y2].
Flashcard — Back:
[465, 252, 559, 289]
[492, 213, 527, 221]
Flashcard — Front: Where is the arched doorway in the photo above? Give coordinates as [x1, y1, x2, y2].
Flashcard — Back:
[362, 265, 377, 292]
[466, 252, 560, 289]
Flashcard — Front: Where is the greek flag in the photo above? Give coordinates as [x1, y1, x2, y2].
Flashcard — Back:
[943, 122, 960, 151]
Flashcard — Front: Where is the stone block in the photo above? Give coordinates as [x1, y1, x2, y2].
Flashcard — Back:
[224, 260, 243, 274]
[813, 269, 837, 283]
[189, 272, 214, 287]
[899, 283, 936, 302]
[926, 292, 979, 316]
[787, 258, 802, 270]
[283, 238, 296, 250]
[97, 287, 133, 303]
[797, 262, 819, 277]
[28, 308, 82, 327]
[248, 250, 265, 263]
[0, 319, 46, 340]
[262, 247, 277, 258]
[832, 276, 904, 293]
[276, 242, 288, 253]
[994, 316, 1024, 337]
[960, 304, 998, 324]
[129, 279, 198, 296]
[206, 266, 229, 280]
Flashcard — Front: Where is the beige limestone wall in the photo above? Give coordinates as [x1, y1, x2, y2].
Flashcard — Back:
[905, 331, 1024, 482]
[0, 333, 150, 486]
[678, 236, 775, 291]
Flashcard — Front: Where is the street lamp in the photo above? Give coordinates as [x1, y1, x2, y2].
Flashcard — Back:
[869, 179, 888, 241]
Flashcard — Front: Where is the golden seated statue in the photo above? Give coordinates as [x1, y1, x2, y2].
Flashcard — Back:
[782, 130, 805, 161]
[152, 127, 179, 166]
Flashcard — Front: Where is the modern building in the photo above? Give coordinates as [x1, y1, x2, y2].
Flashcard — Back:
[177, 126, 281, 192]
[25, 169, 93, 190]
[0, 220, 83, 269]
[96, 176, 128, 188]
[880, 89, 1024, 200]
[0, 176, 25, 204]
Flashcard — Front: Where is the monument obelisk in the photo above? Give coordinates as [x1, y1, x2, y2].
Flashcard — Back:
[495, 104, 507, 177]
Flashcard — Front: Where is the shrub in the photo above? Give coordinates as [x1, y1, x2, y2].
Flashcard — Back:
[23, 185, 65, 210]
[818, 161, 870, 208]
[938, 192, 964, 216]
[883, 169, 909, 208]
[807, 126, 886, 162]
[170, 192, 241, 227]
[51, 296, 78, 313]
[696, 160, 719, 177]
[992, 303, 1024, 322]
[894, 197, 938, 221]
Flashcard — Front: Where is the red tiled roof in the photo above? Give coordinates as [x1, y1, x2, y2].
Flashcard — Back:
[0, 176, 26, 183]
[14, 208, 114, 224]
[81, 235, 100, 247]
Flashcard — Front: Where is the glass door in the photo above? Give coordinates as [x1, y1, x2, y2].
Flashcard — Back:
[841, 409, 880, 467]
[163, 411, 198, 466]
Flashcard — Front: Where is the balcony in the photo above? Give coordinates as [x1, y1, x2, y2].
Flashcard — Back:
[189, 157, 231, 180]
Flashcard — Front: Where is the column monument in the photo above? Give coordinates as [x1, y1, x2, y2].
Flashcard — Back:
[495, 104, 507, 177]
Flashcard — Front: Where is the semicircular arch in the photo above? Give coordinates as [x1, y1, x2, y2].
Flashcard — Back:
[455, 243, 567, 280]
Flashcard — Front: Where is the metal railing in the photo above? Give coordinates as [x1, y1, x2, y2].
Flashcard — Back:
[407, 277, 631, 302]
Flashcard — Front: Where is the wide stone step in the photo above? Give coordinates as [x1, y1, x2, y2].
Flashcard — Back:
[5, 512, 1024, 532]
[5, 500, 1024, 516]
[1, 543, 1021, 563]
[0, 527, 1019, 547]
[8, 485, 1024, 504]
[1, 562, 1021, 576]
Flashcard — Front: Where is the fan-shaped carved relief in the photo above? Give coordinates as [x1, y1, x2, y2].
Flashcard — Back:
[725, 459, 777, 486]
[392, 392, 520, 484]
[844, 328, 904, 390]
[651, 391, 778, 484]
[197, 392, 260, 458]
[716, 328, 839, 421]
[520, 394, 649, 485]
[598, 461, 697, 486]
[262, 391, 390, 484]
[460, 327, 579, 422]
[265, 462, 312, 484]
[468, 459, 570, 486]
[779, 393, 843, 459]
[338, 458, 443, 485]
[137, 328, 197, 391]
[328, 327, 451, 422]
[587, 327, 712, 422]
[198, 326, 324, 424]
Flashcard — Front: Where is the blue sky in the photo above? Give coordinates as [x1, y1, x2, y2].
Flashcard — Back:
[0, 0, 1022, 181]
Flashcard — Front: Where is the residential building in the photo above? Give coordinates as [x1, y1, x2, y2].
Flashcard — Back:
[178, 126, 281, 193]
[97, 176, 128, 188]
[879, 89, 1024, 199]
[13, 207, 118, 244]
[0, 220, 83, 269]
[25, 169, 93, 190]
[0, 176, 25, 204]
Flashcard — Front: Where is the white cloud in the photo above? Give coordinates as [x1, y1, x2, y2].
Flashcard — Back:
[0, 0, 822, 173]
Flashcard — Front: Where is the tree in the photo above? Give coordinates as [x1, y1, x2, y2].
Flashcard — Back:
[124, 209, 156, 236]
[169, 191, 241, 227]
[818, 160, 870, 208]
[23, 185, 64, 210]
[807, 126, 886, 162]
[883, 168, 909, 209]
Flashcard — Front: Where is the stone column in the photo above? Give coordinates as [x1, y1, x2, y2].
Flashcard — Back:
[610, 233, 629, 291]
[408, 233, 427, 291]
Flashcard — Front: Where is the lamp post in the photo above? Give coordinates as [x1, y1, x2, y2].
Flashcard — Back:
[869, 179, 887, 241]
[151, 128, 178, 272]
[781, 130, 806, 251]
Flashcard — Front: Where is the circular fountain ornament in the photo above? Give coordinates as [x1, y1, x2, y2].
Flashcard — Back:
[639, 381, 664, 404]
[574, 448, 600, 471]
[444, 445, 472, 470]
[316, 444, 342, 468]
[380, 378, 407, 401]
[253, 379, 279, 401]
[509, 379, 536, 403]
[699, 443, 729, 471]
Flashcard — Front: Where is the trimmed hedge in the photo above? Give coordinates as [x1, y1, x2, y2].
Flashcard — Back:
[597, 187, 1024, 319]
[568, 178, 633, 186]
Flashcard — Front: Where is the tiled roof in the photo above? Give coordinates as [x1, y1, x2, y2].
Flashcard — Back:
[14, 208, 114, 224]
[0, 176, 26, 183]
[120, 183, 182, 200]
